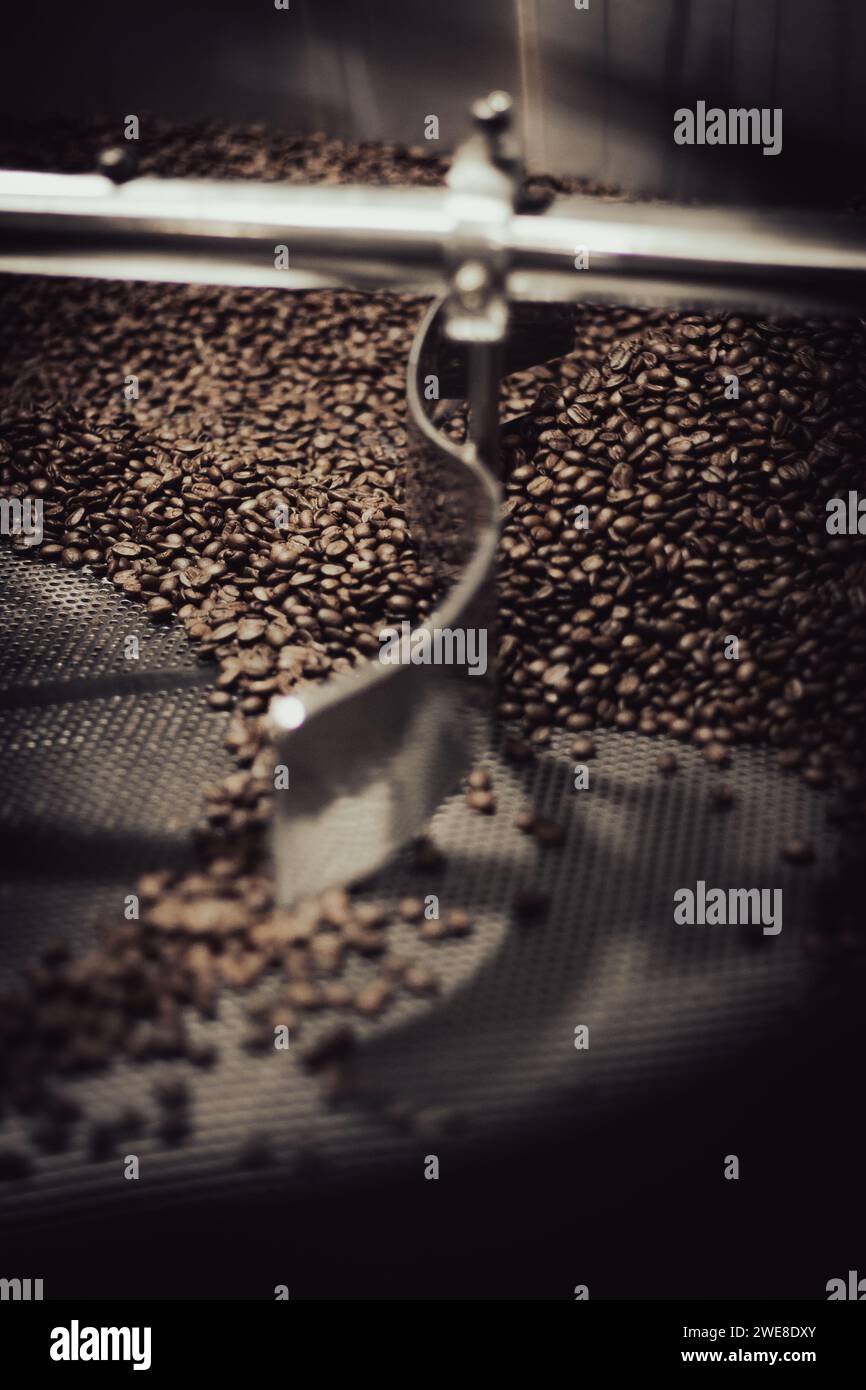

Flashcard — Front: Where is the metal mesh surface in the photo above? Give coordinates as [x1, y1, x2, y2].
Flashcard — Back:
[0, 541, 841, 1236]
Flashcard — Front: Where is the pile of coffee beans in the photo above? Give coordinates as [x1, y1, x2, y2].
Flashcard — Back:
[0, 115, 450, 185]
[497, 308, 866, 829]
[0, 119, 863, 1171]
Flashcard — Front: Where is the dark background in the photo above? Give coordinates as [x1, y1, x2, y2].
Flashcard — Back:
[5, 1024, 863, 1299]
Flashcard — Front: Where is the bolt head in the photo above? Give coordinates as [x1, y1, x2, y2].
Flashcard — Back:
[97, 147, 138, 184]
[454, 260, 490, 297]
[472, 90, 513, 131]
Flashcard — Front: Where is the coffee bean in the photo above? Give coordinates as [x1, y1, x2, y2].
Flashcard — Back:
[237, 618, 266, 643]
[443, 908, 473, 936]
[147, 596, 173, 620]
[782, 838, 815, 865]
[711, 784, 735, 811]
[503, 737, 533, 763]
[419, 919, 448, 941]
[777, 748, 802, 770]
[703, 742, 730, 767]
[398, 896, 424, 922]
[514, 888, 549, 921]
[300, 1025, 355, 1070]
[543, 662, 571, 691]
[403, 964, 440, 995]
[154, 1077, 189, 1110]
[354, 979, 392, 1016]
[188, 1040, 217, 1068]
[410, 836, 444, 872]
[534, 818, 566, 847]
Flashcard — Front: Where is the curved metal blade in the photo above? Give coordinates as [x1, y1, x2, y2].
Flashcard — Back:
[269, 300, 499, 907]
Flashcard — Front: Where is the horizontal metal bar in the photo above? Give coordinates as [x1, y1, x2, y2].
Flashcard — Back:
[0, 169, 864, 315]
[0, 171, 454, 292]
[507, 198, 866, 315]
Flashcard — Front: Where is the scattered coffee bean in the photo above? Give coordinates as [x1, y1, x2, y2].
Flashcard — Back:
[703, 742, 730, 768]
[300, 1025, 356, 1070]
[533, 818, 566, 847]
[410, 837, 444, 872]
[711, 784, 735, 811]
[444, 908, 473, 936]
[467, 769, 492, 791]
[403, 965, 440, 995]
[782, 838, 815, 865]
[398, 896, 425, 922]
[354, 978, 392, 1016]
[514, 888, 550, 921]
[154, 1077, 189, 1110]
[503, 737, 533, 763]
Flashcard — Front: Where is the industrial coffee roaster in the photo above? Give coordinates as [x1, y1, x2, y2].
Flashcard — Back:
[0, 0, 864, 1293]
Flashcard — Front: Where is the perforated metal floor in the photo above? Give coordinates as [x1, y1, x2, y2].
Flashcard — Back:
[0, 543, 845, 1235]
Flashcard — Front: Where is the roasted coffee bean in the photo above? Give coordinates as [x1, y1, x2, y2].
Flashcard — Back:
[147, 596, 173, 620]
[467, 769, 492, 791]
[533, 818, 566, 848]
[410, 836, 444, 872]
[418, 919, 447, 942]
[237, 618, 267, 643]
[703, 742, 731, 768]
[503, 736, 533, 763]
[354, 978, 392, 1016]
[514, 888, 550, 921]
[781, 838, 815, 865]
[300, 1025, 356, 1070]
[154, 1077, 189, 1110]
[403, 964, 440, 995]
[398, 897, 425, 923]
[439, 909, 471, 938]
